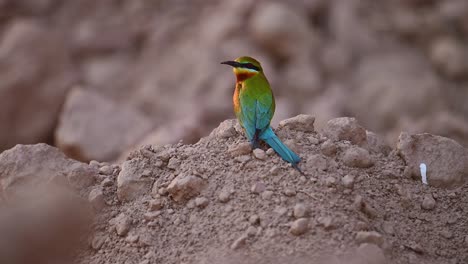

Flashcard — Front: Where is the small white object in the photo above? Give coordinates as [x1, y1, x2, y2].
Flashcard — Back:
[420, 163, 428, 185]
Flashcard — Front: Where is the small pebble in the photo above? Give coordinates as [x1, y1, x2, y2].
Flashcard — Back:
[251, 182, 266, 194]
[325, 176, 337, 187]
[421, 194, 436, 210]
[246, 226, 257, 237]
[382, 222, 395, 235]
[218, 190, 231, 203]
[143, 211, 162, 221]
[284, 189, 296, 197]
[321, 140, 337, 157]
[356, 231, 384, 247]
[228, 143, 252, 157]
[125, 233, 139, 243]
[342, 175, 355, 189]
[88, 187, 106, 210]
[99, 165, 113, 175]
[293, 203, 308, 218]
[195, 197, 209, 208]
[148, 199, 164, 211]
[261, 190, 273, 200]
[253, 149, 267, 160]
[317, 216, 335, 230]
[290, 218, 309, 236]
[115, 214, 131, 236]
[266, 148, 275, 155]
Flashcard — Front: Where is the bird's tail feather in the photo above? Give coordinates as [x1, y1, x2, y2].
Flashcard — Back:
[260, 127, 301, 166]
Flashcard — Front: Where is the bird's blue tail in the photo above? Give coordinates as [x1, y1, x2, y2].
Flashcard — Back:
[260, 127, 301, 168]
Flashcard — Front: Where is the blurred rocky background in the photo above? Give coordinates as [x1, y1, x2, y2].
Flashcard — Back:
[1, 0, 468, 162]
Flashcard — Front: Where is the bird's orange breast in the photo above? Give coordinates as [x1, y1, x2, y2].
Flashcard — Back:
[233, 83, 241, 114]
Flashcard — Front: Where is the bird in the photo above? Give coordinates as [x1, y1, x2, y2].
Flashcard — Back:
[221, 56, 302, 172]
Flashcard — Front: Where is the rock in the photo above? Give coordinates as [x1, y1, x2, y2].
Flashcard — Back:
[218, 189, 231, 203]
[293, 203, 308, 218]
[250, 182, 266, 194]
[228, 142, 252, 157]
[342, 147, 374, 168]
[261, 190, 274, 200]
[195, 197, 209, 208]
[266, 148, 275, 155]
[249, 2, 316, 58]
[397, 132, 468, 188]
[117, 159, 154, 202]
[210, 119, 238, 139]
[0, 20, 76, 151]
[317, 216, 335, 230]
[278, 114, 315, 132]
[421, 194, 436, 210]
[88, 187, 105, 210]
[342, 174, 355, 189]
[99, 165, 114, 175]
[307, 154, 328, 171]
[55, 88, 153, 162]
[114, 213, 131, 236]
[148, 199, 164, 211]
[320, 140, 338, 157]
[91, 234, 106, 250]
[281, 60, 322, 96]
[322, 117, 367, 146]
[290, 218, 309, 236]
[284, 189, 296, 197]
[356, 231, 384, 247]
[253, 149, 267, 160]
[0, 143, 97, 196]
[351, 52, 443, 134]
[167, 174, 206, 202]
[143, 211, 162, 221]
[430, 37, 468, 79]
[324, 176, 337, 187]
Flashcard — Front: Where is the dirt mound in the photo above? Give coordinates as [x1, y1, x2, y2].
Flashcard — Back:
[52, 116, 466, 264]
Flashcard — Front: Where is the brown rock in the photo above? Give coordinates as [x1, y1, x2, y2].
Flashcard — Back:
[321, 140, 338, 157]
[430, 37, 468, 79]
[322, 117, 367, 146]
[114, 213, 131, 236]
[278, 114, 315, 132]
[167, 174, 206, 202]
[228, 142, 252, 157]
[356, 231, 384, 247]
[307, 154, 328, 171]
[421, 194, 436, 210]
[397, 132, 468, 188]
[342, 147, 374, 168]
[117, 159, 154, 202]
[366, 131, 391, 155]
[253, 149, 267, 160]
[55, 88, 153, 162]
[290, 218, 309, 236]
[88, 187, 105, 210]
[249, 2, 316, 58]
[0, 144, 96, 197]
[210, 119, 238, 139]
[0, 20, 76, 151]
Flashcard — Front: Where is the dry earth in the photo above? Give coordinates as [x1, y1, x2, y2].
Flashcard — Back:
[1, 116, 467, 264]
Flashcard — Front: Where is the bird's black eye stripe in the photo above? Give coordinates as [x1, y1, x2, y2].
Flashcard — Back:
[240, 63, 260, 71]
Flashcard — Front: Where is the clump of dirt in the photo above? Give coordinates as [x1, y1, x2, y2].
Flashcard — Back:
[71, 117, 468, 264]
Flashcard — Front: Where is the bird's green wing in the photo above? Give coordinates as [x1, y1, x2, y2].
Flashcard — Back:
[239, 91, 274, 141]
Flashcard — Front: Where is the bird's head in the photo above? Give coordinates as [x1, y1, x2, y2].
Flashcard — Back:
[221, 56, 263, 81]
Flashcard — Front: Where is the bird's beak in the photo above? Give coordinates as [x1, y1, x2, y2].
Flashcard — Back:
[221, 61, 242, 68]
